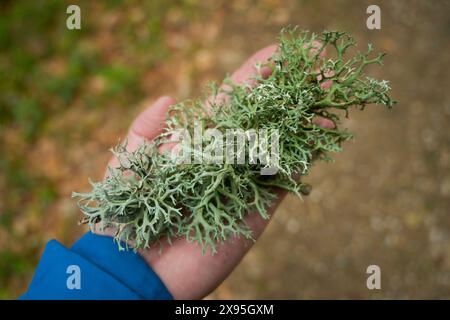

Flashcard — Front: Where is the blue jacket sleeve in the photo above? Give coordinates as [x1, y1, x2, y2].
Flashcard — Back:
[20, 232, 173, 300]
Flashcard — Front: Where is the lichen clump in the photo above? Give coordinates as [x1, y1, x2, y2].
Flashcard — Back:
[73, 29, 396, 254]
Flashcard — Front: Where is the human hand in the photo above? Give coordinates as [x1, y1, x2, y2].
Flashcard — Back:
[96, 44, 334, 299]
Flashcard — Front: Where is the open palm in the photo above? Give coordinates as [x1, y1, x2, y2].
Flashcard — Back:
[96, 45, 333, 299]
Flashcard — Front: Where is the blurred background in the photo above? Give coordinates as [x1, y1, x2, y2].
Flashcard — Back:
[0, 0, 449, 299]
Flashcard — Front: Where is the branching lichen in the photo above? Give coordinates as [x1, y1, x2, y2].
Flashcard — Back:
[73, 29, 396, 254]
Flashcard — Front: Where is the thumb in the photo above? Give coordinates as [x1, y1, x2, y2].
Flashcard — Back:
[105, 95, 176, 176]
[127, 95, 176, 151]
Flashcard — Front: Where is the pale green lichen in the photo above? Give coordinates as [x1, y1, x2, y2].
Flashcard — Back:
[73, 28, 396, 254]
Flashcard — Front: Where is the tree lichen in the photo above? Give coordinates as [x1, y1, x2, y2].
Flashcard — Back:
[73, 28, 396, 254]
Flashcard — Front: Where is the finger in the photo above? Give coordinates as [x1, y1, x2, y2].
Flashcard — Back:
[313, 117, 335, 129]
[128, 95, 176, 150]
[318, 69, 335, 90]
[313, 43, 333, 90]
[229, 44, 278, 85]
[205, 44, 278, 115]
[230, 40, 325, 87]
[309, 40, 327, 59]
[105, 96, 175, 176]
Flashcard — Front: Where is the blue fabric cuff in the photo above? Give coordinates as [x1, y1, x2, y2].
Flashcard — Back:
[20, 232, 173, 300]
